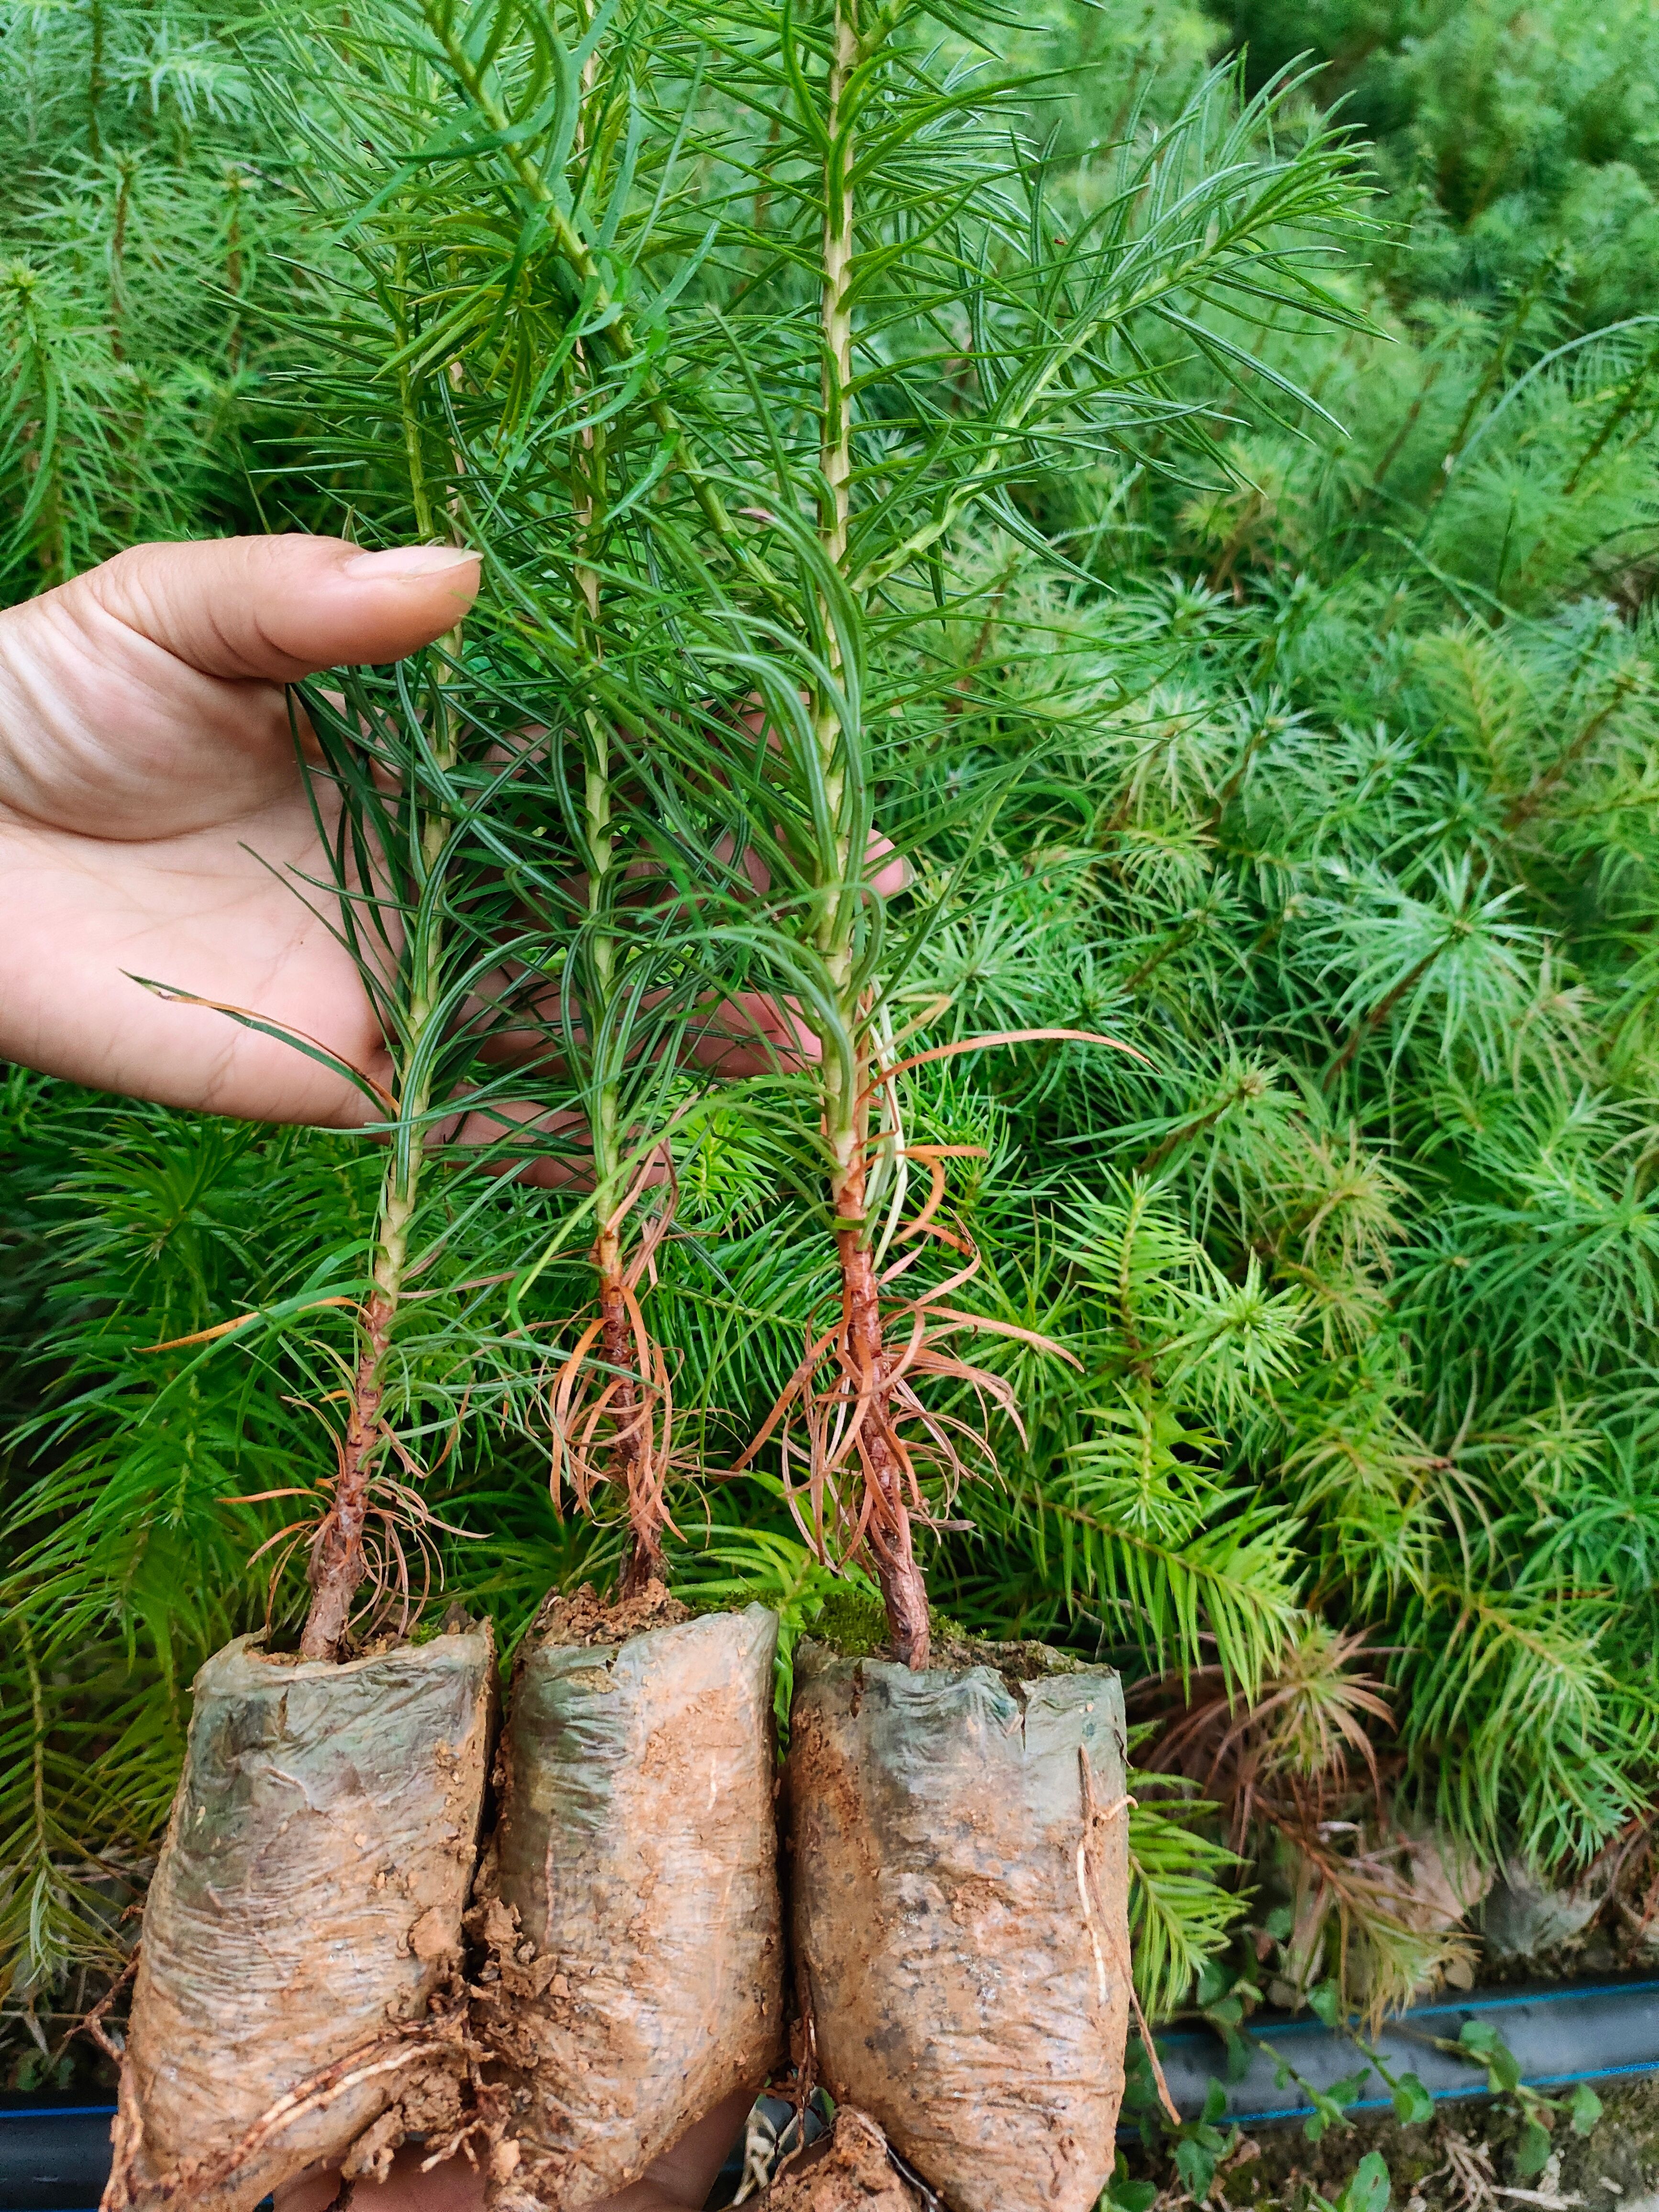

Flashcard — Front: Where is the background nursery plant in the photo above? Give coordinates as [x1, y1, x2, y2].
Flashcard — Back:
[8, 0, 1659, 2194]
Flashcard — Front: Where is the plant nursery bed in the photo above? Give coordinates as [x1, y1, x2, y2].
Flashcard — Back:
[1136, 2072, 1659, 2212]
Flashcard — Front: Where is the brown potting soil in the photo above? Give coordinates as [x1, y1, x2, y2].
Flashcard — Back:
[105, 1619, 496, 2212]
[785, 1642, 1130, 2212]
[476, 1596, 783, 2211]
[531, 1577, 690, 1648]
[810, 1591, 1084, 1686]
[923, 1630, 1085, 1683]
[756, 2108, 925, 2210]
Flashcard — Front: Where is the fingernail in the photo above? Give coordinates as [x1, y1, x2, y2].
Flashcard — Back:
[344, 543, 481, 579]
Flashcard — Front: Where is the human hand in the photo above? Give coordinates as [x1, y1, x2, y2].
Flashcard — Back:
[0, 536, 482, 1124]
[272, 2089, 755, 2212]
[0, 536, 894, 1133]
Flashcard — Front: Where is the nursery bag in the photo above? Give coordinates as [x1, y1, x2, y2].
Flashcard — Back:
[477, 1594, 784, 2209]
[106, 1620, 495, 2212]
[785, 1644, 1130, 2212]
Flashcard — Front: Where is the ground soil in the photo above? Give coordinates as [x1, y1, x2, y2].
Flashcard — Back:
[756, 2109, 926, 2209]
[809, 1594, 1084, 1687]
[530, 1579, 691, 1648]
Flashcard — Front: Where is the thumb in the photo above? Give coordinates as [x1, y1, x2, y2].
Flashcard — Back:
[77, 534, 482, 682]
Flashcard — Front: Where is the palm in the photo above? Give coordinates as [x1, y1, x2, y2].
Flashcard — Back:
[271, 2090, 754, 2212]
[0, 536, 479, 1123]
[0, 536, 831, 1132]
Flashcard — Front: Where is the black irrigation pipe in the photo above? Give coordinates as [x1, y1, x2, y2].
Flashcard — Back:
[0, 2101, 786, 2212]
[1144, 1975, 1659, 2133]
[0, 2106, 120, 2212]
[8, 1981, 1659, 2211]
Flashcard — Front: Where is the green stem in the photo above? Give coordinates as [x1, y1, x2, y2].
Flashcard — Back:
[9, 269, 67, 586]
[1503, 675, 1637, 831]
[1371, 352, 1443, 488]
[20, 1614, 50, 1869]
[1421, 258, 1557, 519]
[814, 0, 929, 1668]
[1563, 335, 1659, 496]
[86, 0, 104, 161]
[420, 0, 794, 623]
[573, 412, 663, 1594]
[109, 158, 130, 362]
[1322, 944, 1442, 1089]
[813, 0, 857, 984]
[416, 13, 672, 1593]
[299, 265, 464, 1661]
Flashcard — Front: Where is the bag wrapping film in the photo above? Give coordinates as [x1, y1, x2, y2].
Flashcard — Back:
[106, 1621, 495, 2212]
[785, 1644, 1130, 2212]
[479, 1601, 784, 2210]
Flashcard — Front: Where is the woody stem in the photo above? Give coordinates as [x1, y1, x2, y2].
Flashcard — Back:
[299, 303, 460, 1662]
[813, 0, 928, 1667]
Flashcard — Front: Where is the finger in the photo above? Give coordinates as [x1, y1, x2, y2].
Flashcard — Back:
[444, 1101, 676, 1194]
[471, 984, 819, 1082]
[272, 2093, 753, 2212]
[274, 2140, 486, 2212]
[447, 1102, 604, 1190]
[76, 535, 482, 683]
[470, 987, 816, 1084]
[867, 830, 910, 897]
[685, 991, 819, 1077]
[587, 2088, 758, 2210]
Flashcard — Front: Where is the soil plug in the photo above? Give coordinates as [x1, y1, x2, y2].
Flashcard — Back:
[104, 1620, 495, 2212]
[753, 2107, 926, 2210]
[785, 1642, 1131, 2212]
[474, 1587, 784, 2208]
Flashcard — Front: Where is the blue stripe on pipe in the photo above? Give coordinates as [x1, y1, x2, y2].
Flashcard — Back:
[1404, 1982, 1659, 2016]
[1156, 1987, 1659, 2055]
[1132, 1982, 1659, 2137]
[0, 2112, 115, 2124]
[1526, 2062, 1659, 2087]
[1156, 1979, 1659, 2046]
[1197, 2057, 1659, 2130]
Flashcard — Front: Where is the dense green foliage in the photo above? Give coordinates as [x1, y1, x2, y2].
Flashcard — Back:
[8, 0, 1659, 2073]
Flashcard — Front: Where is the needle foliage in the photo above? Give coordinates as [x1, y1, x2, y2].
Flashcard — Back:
[7, 0, 1659, 2062]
